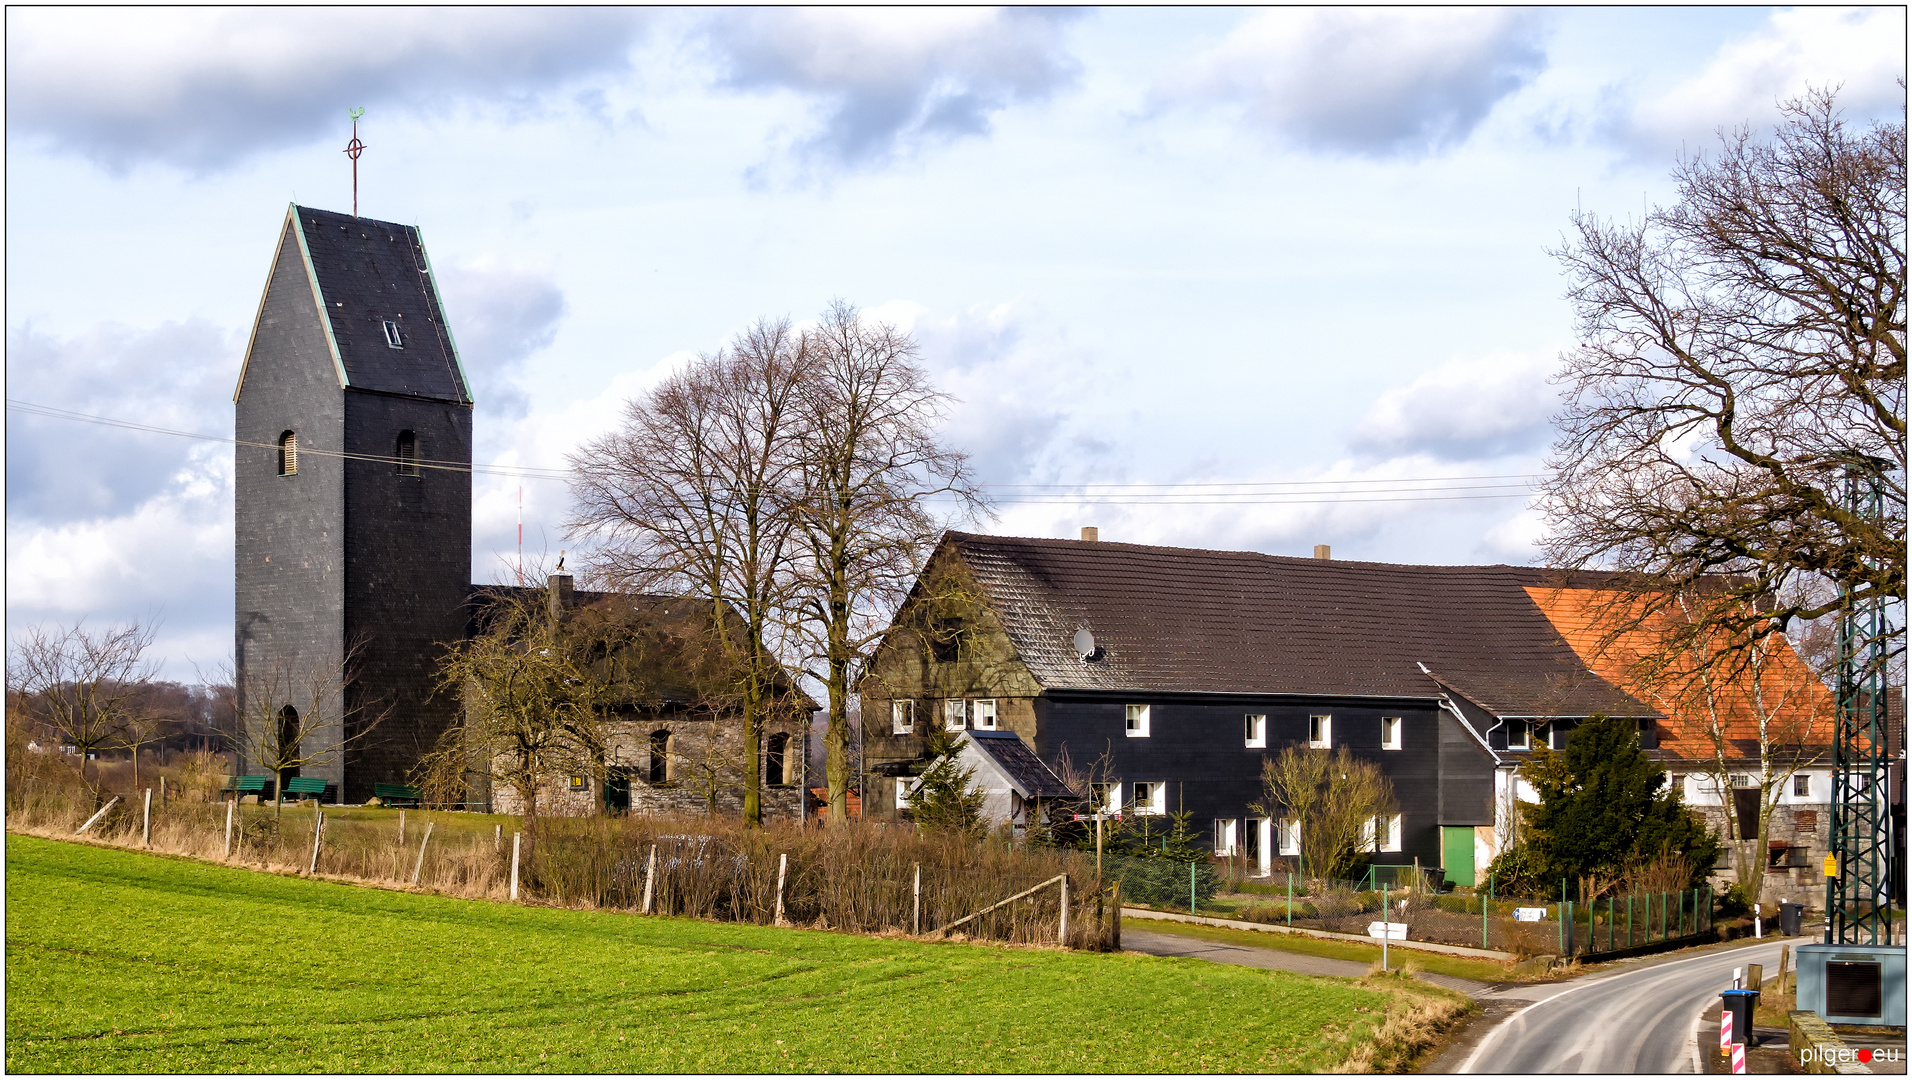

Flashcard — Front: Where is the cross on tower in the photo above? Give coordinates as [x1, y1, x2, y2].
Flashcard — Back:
[344, 107, 368, 217]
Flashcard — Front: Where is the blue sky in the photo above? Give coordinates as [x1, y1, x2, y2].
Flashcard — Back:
[7, 6, 1905, 680]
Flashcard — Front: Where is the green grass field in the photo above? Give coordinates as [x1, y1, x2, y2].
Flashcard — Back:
[5, 835, 1455, 1073]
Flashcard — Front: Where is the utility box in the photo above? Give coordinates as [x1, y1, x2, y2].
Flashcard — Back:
[1795, 944, 1906, 1027]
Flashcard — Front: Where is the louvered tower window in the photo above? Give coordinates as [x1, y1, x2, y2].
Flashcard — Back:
[396, 430, 419, 476]
[278, 431, 298, 475]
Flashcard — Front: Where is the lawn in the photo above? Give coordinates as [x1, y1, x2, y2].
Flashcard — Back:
[5, 835, 1458, 1073]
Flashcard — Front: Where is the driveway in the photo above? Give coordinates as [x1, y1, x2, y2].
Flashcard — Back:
[1123, 927, 1492, 996]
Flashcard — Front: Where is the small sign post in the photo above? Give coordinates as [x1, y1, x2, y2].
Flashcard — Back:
[1720, 1007, 1733, 1057]
[1731, 1041, 1746, 1074]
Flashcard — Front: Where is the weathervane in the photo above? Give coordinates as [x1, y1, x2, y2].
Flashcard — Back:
[344, 108, 367, 217]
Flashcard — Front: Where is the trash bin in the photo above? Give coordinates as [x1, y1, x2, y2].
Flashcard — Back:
[1779, 901, 1804, 936]
[1721, 988, 1761, 1046]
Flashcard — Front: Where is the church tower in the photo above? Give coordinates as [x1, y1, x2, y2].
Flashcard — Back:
[235, 204, 473, 802]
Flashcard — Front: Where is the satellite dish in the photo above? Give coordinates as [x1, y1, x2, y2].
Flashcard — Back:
[1073, 628, 1097, 662]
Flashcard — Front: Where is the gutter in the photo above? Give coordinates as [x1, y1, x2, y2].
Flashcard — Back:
[1418, 662, 1501, 765]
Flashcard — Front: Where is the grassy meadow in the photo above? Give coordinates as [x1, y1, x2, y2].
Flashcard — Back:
[6, 835, 1467, 1072]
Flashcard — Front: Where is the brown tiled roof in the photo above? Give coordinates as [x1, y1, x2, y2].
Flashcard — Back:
[967, 730, 1081, 799]
[946, 532, 1650, 718]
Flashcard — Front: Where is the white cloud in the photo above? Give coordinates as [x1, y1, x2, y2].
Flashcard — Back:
[1481, 506, 1548, 561]
[1621, 7, 1906, 155]
[1160, 8, 1548, 156]
[437, 260, 567, 422]
[5, 7, 650, 172]
[1350, 352, 1558, 462]
[699, 7, 1083, 173]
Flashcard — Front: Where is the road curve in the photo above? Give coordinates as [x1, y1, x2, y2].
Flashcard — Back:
[1460, 939, 1790, 1074]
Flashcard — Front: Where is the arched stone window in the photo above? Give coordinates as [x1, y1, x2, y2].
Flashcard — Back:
[766, 732, 789, 788]
[277, 705, 300, 762]
[278, 431, 298, 475]
[395, 430, 419, 476]
[648, 729, 673, 785]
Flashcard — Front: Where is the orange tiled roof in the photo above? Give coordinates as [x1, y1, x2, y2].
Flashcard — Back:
[1524, 587, 1835, 760]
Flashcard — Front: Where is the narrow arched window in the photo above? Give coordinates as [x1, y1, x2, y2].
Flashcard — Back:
[278, 431, 298, 476]
[766, 733, 789, 788]
[396, 430, 419, 476]
[277, 705, 300, 756]
[648, 729, 673, 784]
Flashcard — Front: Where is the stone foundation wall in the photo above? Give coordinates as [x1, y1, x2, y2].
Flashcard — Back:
[1696, 801, 1830, 908]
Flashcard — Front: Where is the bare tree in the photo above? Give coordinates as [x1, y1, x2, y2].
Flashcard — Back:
[230, 646, 388, 816]
[7, 621, 158, 797]
[792, 301, 987, 823]
[1543, 87, 1905, 671]
[1253, 744, 1396, 883]
[570, 321, 808, 826]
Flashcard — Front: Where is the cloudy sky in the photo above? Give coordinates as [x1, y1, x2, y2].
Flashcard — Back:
[7, 6, 1905, 680]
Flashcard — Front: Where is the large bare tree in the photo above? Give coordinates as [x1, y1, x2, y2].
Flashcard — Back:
[569, 320, 809, 826]
[1543, 88, 1905, 672]
[7, 621, 158, 797]
[793, 302, 986, 823]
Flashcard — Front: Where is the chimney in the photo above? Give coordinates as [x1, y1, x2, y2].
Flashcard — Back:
[1080, 527, 1099, 542]
[1314, 544, 1332, 560]
[549, 553, 574, 624]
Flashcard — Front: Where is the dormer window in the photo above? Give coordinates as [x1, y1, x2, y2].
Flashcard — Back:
[278, 431, 298, 475]
[382, 320, 404, 349]
[396, 430, 419, 476]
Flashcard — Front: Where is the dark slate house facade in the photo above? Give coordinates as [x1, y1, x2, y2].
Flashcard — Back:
[861, 530, 1663, 885]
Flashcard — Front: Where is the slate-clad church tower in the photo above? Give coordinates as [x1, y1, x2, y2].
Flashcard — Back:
[235, 204, 473, 802]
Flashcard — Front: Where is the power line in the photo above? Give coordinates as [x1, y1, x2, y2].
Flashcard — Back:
[6, 397, 1543, 506]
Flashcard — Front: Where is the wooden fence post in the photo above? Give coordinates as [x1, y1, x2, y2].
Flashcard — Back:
[494, 823, 502, 853]
[774, 853, 789, 926]
[1111, 879, 1122, 951]
[224, 799, 235, 858]
[160, 776, 167, 808]
[307, 811, 324, 875]
[142, 788, 153, 847]
[1059, 875, 1070, 947]
[75, 796, 121, 836]
[641, 844, 656, 914]
[399, 810, 406, 848]
[509, 832, 521, 901]
[913, 862, 922, 935]
[412, 821, 435, 885]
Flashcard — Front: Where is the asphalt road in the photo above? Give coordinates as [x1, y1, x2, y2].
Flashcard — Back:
[1457, 938, 1792, 1074]
[1123, 927, 1491, 996]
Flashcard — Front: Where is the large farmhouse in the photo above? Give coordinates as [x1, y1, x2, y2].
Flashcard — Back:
[860, 529, 1843, 896]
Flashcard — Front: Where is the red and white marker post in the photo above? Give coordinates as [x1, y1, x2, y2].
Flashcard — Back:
[1731, 1041, 1747, 1074]
[1720, 1008, 1733, 1057]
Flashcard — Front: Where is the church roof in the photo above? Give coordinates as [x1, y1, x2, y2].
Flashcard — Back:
[286, 204, 471, 403]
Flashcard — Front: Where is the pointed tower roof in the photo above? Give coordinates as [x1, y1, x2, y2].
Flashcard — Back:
[236, 204, 472, 403]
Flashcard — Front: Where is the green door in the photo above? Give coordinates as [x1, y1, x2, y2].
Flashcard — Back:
[1442, 826, 1476, 888]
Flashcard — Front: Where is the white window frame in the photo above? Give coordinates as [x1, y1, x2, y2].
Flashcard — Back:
[1133, 781, 1165, 816]
[1244, 714, 1266, 749]
[896, 778, 917, 810]
[944, 699, 966, 732]
[1381, 716, 1402, 750]
[1308, 714, 1332, 749]
[1277, 818, 1300, 856]
[1507, 721, 1530, 750]
[1213, 818, 1239, 856]
[1093, 782, 1123, 816]
[891, 700, 915, 735]
[1125, 704, 1151, 738]
[1380, 813, 1403, 853]
[1546, 723, 1561, 750]
[969, 699, 998, 731]
[1250, 817, 1273, 875]
[382, 319, 404, 349]
[1729, 773, 1754, 789]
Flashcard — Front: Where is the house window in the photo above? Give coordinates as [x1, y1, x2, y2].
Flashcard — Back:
[944, 699, 966, 732]
[1382, 813, 1402, 852]
[382, 319, 404, 348]
[1308, 715, 1331, 749]
[1277, 818, 1300, 856]
[970, 699, 997, 731]
[1245, 817, 1265, 865]
[896, 779, 916, 811]
[1133, 781, 1165, 816]
[278, 431, 298, 475]
[891, 700, 915, 735]
[1092, 782, 1122, 816]
[1213, 818, 1239, 856]
[1729, 774, 1754, 789]
[1363, 813, 1403, 852]
[396, 430, 419, 476]
[1546, 723, 1560, 749]
[1381, 716, 1402, 750]
[1125, 704, 1150, 738]
[1794, 774, 1812, 799]
[766, 732, 790, 787]
[1244, 714, 1266, 748]
[648, 729, 672, 784]
[1770, 845, 1810, 869]
[568, 774, 586, 790]
[1508, 721, 1530, 750]
[928, 618, 962, 663]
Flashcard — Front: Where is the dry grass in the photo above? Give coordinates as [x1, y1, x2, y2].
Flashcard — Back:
[5, 776, 1117, 949]
[1331, 967, 1474, 1073]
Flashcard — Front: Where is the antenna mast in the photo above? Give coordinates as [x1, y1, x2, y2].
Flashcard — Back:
[344, 108, 368, 217]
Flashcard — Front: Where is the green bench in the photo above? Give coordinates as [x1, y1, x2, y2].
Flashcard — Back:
[283, 777, 333, 802]
[222, 776, 271, 798]
[374, 783, 420, 807]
